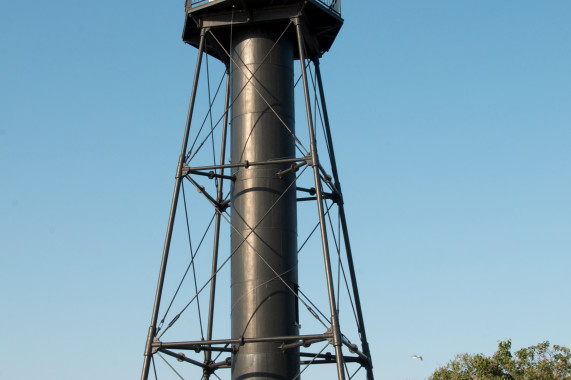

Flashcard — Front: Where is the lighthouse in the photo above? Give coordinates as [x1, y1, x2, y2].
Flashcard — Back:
[141, 1, 373, 379]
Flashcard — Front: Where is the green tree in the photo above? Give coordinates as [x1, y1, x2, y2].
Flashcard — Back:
[430, 339, 571, 380]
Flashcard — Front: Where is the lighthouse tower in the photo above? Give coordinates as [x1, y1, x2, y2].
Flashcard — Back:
[141, 1, 374, 379]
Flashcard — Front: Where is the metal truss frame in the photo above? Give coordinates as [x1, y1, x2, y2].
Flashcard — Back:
[141, 14, 373, 380]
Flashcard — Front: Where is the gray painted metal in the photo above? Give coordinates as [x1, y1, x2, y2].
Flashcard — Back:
[294, 17, 345, 380]
[141, 2, 376, 379]
[182, 0, 343, 63]
[314, 63, 375, 379]
[140, 30, 207, 380]
[230, 26, 299, 380]
[204, 71, 231, 380]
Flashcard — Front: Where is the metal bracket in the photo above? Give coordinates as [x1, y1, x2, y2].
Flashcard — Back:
[326, 327, 334, 344]
[181, 162, 190, 177]
[305, 152, 314, 167]
[152, 337, 161, 354]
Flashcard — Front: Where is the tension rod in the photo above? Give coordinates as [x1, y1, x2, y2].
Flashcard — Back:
[276, 161, 307, 178]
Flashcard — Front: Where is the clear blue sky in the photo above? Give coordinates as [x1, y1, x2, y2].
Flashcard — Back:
[1, 0, 569, 379]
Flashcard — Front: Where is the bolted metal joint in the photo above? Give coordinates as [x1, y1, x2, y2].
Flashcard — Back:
[181, 162, 190, 177]
[304, 152, 315, 167]
[216, 199, 230, 213]
[151, 337, 161, 354]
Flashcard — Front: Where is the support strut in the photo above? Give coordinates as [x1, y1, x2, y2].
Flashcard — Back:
[294, 17, 346, 380]
[141, 29, 207, 380]
[315, 61, 375, 380]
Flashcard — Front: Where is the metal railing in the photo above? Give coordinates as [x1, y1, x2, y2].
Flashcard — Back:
[187, 0, 341, 15]
[187, 0, 209, 7]
[320, 0, 341, 14]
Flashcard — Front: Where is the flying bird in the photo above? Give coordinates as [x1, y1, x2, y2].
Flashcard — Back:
[412, 355, 423, 360]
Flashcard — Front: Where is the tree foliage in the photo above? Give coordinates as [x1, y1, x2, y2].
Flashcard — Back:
[430, 339, 571, 380]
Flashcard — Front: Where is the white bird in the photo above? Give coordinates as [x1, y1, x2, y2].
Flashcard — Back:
[412, 355, 423, 361]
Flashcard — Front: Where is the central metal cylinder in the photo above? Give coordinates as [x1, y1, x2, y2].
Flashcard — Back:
[230, 26, 299, 380]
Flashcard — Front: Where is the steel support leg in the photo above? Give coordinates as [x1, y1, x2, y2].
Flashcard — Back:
[203, 69, 231, 380]
[315, 62, 375, 380]
[293, 17, 346, 380]
[141, 28, 207, 380]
